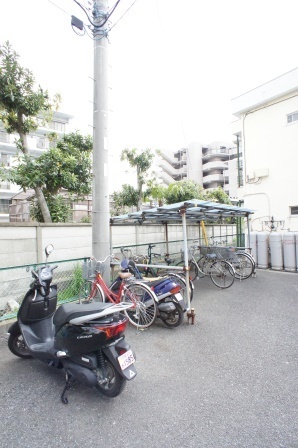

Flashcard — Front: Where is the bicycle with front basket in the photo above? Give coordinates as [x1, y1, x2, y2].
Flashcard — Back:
[196, 244, 255, 280]
[176, 243, 236, 289]
[80, 255, 158, 329]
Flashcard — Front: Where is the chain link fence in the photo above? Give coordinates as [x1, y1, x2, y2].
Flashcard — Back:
[0, 229, 239, 322]
[0, 258, 89, 322]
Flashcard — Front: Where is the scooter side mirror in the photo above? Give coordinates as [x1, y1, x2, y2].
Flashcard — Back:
[45, 244, 54, 257]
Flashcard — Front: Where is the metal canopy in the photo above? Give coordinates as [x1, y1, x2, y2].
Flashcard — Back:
[110, 199, 254, 225]
[110, 199, 255, 312]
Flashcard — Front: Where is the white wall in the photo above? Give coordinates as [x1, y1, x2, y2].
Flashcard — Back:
[241, 92, 298, 232]
[0, 222, 238, 268]
[0, 223, 185, 268]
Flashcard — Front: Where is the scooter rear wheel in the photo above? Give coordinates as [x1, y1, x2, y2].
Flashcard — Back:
[8, 332, 32, 359]
[95, 358, 126, 397]
[161, 304, 184, 328]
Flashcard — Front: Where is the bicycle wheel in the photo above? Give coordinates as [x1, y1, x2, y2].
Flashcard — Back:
[80, 280, 104, 302]
[123, 282, 157, 328]
[231, 252, 254, 279]
[210, 260, 235, 289]
[196, 256, 208, 278]
[176, 260, 198, 281]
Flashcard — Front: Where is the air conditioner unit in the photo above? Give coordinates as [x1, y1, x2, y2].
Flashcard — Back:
[254, 168, 269, 178]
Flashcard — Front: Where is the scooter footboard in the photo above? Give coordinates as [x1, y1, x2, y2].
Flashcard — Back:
[103, 338, 137, 381]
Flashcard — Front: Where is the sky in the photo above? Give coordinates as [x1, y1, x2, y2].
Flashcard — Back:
[1, 0, 298, 191]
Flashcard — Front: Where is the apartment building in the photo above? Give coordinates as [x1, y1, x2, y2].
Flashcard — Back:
[156, 141, 239, 198]
[231, 67, 298, 231]
[0, 111, 73, 222]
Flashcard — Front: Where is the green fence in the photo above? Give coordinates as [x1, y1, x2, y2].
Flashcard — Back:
[0, 229, 241, 322]
[0, 258, 89, 322]
[112, 233, 240, 263]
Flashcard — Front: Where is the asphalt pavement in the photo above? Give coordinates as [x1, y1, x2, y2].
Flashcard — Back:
[0, 269, 297, 448]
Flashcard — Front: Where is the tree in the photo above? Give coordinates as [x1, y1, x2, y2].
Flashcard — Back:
[144, 179, 167, 207]
[164, 180, 204, 204]
[2, 131, 93, 222]
[0, 41, 60, 222]
[111, 184, 139, 216]
[203, 186, 231, 204]
[120, 148, 154, 210]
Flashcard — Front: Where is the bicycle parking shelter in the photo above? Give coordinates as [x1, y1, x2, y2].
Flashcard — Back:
[110, 199, 255, 311]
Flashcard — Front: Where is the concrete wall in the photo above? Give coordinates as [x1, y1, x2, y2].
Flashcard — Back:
[0, 223, 185, 268]
[0, 222, 237, 268]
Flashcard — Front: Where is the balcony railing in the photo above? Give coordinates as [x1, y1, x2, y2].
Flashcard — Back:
[0, 182, 10, 190]
[202, 148, 230, 159]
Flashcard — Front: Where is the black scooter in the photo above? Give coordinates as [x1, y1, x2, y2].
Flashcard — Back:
[7, 245, 137, 404]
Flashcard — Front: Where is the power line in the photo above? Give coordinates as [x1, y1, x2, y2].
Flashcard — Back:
[48, 0, 138, 39]
[108, 0, 139, 32]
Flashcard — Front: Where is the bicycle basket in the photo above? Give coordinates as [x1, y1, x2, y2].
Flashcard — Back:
[199, 246, 215, 256]
[215, 246, 230, 258]
[82, 259, 106, 279]
[214, 246, 235, 259]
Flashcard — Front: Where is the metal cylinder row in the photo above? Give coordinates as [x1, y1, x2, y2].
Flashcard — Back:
[249, 232, 298, 271]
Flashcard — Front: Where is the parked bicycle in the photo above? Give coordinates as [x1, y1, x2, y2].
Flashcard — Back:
[120, 258, 188, 327]
[121, 245, 194, 303]
[176, 243, 236, 289]
[121, 244, 171, 278]
[80, 255, 157, 329]
[196, 244, 255, 280]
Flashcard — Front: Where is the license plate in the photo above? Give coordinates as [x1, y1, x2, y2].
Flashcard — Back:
[118, 350, 135, 371]
[175, 293, 184, 302]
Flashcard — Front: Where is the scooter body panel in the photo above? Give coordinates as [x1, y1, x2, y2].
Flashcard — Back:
[102, 337, 137, 381]
[18, 286, 57, 324]
[54, 322, 108, 356]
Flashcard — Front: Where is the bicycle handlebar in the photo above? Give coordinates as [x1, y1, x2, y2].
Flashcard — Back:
[90, 254, 116, 264]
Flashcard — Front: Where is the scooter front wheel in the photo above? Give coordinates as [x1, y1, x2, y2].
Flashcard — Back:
[161, 304, 184, 328]
[8, 332, 32, 359]
[95, 358, 126, 397]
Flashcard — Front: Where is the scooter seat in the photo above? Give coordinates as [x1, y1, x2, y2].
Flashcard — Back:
[53, 302, 114, 328]
[140, 277, 164, 287]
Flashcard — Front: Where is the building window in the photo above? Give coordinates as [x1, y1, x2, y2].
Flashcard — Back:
[0, 130, 10, 143]
[290, 206, 298, 216]
[50, 121, 65, 132]
[0, 152, 10, 166]
[0, 199, 10, 213]
[287, 112, 298, 124]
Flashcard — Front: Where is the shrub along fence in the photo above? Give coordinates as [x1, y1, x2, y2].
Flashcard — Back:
[0, 258, 87, 322]
[0, 224, 237, 322]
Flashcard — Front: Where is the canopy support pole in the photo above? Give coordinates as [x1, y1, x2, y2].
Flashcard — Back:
[181, 208, 191, 310]
[164, 222, 169, 255]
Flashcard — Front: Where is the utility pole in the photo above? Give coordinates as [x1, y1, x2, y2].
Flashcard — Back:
[92, 0, 110, 281]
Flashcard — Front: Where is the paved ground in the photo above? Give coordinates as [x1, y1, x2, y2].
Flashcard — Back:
[0, 269, 297, 448]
